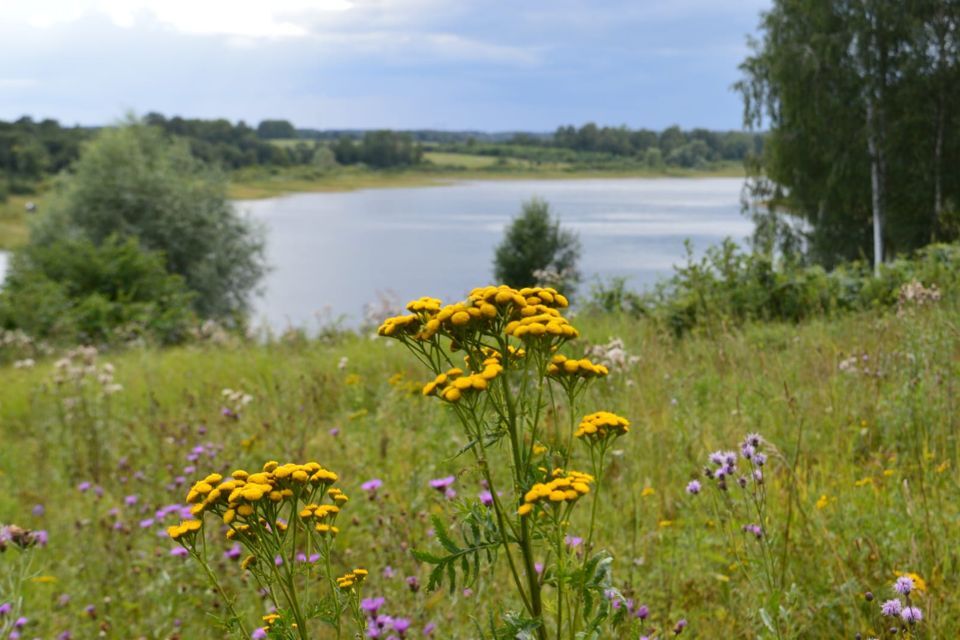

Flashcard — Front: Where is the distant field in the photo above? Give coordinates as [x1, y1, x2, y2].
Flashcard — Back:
[227, 161, 744, 200]
[0, 194, 42, 251]
[267, 138, 313, 148]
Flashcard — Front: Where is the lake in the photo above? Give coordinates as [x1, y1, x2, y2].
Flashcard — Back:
[240, 177, 750, 330]
[0, 178, 751, 330]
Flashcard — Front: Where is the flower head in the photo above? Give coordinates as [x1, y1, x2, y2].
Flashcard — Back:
[894, 576, 914, 595]
[880, 599, 903, 617]
[901, 606, 923, 624]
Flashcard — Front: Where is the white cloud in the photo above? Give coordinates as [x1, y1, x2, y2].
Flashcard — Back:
[8, 0, 353, 38]
[0, 78, 39, 88]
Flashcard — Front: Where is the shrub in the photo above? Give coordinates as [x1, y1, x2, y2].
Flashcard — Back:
[584, 240, 960, 335]
[32, 122, 266, 319]
[0, 234, 196, 344]
[493, 198, 581, 295]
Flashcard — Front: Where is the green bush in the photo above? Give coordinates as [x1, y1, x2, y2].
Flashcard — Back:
[32, 122, 266, 319]
[585, 240, 960, 335]
[493, 197, 581, 294]
[0, 235, 196, 344]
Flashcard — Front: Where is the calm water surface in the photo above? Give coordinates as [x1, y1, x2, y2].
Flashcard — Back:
[240, 177, 750, 329]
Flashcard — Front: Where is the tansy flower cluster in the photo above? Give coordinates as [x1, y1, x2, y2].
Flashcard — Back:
[518, 469, 594, 517]
[421, 360, 503, 403]
[547, 354, 609, 379]
[575, 411, 630, 442]
[171, 462, 342, 546]
[166, 519, 202, 541]
[299, 490, 349, 537]
[377, 284, 577, 344]
[259, 613, 285, 636]
[336, 568, 369, 590]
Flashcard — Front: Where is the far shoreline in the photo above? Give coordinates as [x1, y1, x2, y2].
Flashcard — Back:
[225, 163, 746, 200]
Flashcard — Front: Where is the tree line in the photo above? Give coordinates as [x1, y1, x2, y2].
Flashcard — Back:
[739, 0, 960, 269]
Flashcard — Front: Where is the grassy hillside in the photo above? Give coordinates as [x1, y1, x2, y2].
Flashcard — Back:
[0, 295, 955, 638]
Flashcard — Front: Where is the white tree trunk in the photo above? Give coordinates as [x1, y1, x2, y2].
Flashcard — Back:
[866, 98, 884, 274]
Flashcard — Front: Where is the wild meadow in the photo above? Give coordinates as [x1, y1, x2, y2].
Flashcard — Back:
[0, 277, 956, 639]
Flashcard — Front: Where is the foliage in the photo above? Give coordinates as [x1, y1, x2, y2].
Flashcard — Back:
[585, 240, 960, 335]
[255, 119, 297, 140]
[493, 198, 581, 294]
[0, 234, 196, 345]
[32, 123, 266, 319]
[331, 131, 423, 168]
[143, 113, 320, 169]
[738, 1, 960, 265]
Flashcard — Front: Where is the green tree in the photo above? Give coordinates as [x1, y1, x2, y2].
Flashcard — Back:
[256, 119, 296, 139]
[493, 198, 581, 294]
[32, 122, 267, 319]
[738, 0, 960, 268]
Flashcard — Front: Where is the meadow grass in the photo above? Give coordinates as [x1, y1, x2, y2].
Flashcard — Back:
[0, 295, 955, 638]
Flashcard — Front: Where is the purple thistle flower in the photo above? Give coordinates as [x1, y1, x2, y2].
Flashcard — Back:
[754, 453, 767, 467]
[77, 482, 91, 493]
[329, 427, 340, 437]
[635, 604, 649, 620]
[406, 576, 420, 592]
[274, 555, 283, 566]
[894, 576, 914, 595]
[686, 480, 701, 495]
[34, 530, 48, 546]
[251, 628, 268, 639]
[423, 622, 436, 636]
[124, 495, 138, 506]
[362, 478, 383, 494]
[479, 490, 493, 506]
[0, 603, 10, 617]
[535, 562, 544, 575]
[742, 524, 764, 539]
[224, 543, 242, 560]
[880, 599, 903, 616]
[901, 606, 922, 624]
[32, 504, 45, 517]
[57, 632, 72, 640]
[139, 518, 155, 529]
[170, 547, 188, 557]
[383, 565, 395, 578]
[444, 488, 456, 500]
[361, 597, 385, 614]
[673, 618, 688, 634]
[462, 588, 473, 597]
[13, 617, 27, 629]
[429, 476, 455, 491]
[392, 618, 411, 634]
[564, 535, 583, 548]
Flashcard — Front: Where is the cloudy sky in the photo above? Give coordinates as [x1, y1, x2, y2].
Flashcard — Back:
[0, 0, 770, 131]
